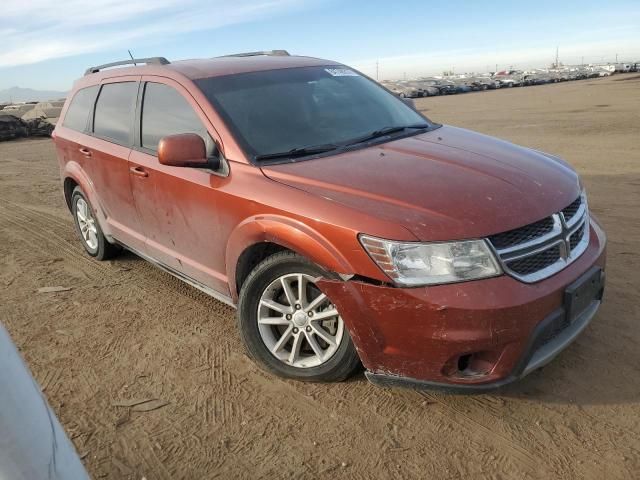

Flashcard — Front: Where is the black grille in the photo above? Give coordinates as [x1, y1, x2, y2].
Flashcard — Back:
[507, 245, 561, 275]
[569, 223, 586, 250]
[489, 216, 555, 250]
[531, 314, 571, 352]
[491, 195, 588, 281]
[562, 196, 581, 222]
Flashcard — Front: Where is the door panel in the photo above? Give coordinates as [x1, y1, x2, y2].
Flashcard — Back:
[128, 150, 229, 294]
[129, 77, 230, 294]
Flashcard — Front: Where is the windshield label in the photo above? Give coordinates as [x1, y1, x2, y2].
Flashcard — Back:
[325, 68, 359, 77]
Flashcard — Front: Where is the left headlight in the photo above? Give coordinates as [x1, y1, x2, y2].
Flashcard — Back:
[359, 235, 502, 287]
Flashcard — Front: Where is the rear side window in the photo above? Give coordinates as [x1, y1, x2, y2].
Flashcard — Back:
[93, 82, 138, 145]
[62, 86, 98, 132]
[141, 82, 208, 152]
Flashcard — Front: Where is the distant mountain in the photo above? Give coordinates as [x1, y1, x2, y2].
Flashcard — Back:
[0, 86, 67, 103]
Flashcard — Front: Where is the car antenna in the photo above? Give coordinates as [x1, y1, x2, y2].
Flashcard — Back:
[128, 50, 137, 66]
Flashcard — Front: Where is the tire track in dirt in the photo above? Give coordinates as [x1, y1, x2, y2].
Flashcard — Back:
[224, 352, 540, 479]
[416, 386, 638, 479]
[0, 210, 103, 277]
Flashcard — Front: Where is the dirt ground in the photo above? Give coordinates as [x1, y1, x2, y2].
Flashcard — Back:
[1, 74, 639, 479]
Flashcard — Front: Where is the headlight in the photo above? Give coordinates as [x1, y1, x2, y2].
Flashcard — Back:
[360, 235, 502, 286]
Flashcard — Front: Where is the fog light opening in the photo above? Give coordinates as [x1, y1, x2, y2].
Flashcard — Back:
[457, 354, 472, 372]
[456, 352, 496, 377]
[443, 350, 500, 378]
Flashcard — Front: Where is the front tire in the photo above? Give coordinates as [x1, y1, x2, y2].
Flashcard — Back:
[71, 187, 120, 260]
[237, 251, 360, 382]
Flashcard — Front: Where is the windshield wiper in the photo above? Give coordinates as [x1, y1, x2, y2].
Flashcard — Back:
[253, 124, 430, 161]
[345, 124, 430, 147]
[254, 143, 338, 161]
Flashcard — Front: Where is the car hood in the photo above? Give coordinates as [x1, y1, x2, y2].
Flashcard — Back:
[260, 125, 580, 241]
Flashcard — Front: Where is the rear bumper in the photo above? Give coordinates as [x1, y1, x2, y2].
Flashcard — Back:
[318, 217, 607, 391]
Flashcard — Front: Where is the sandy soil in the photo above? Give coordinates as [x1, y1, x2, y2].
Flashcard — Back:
[1, 74, 639, 479]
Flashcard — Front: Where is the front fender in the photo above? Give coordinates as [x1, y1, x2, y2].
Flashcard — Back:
[226, 214, 354, 301]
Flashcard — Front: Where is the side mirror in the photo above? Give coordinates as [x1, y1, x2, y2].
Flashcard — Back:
[158, 133, 208, 168]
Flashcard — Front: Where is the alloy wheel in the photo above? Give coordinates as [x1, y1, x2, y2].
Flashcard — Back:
[75, 197, 98, 251]
[257, 273, 344, 368]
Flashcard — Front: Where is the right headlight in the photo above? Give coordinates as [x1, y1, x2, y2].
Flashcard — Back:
[359, 235, 502, 287]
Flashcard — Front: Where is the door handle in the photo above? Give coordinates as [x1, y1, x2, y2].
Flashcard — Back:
[129, 166, 149, 178]
[78, 147, 92, 157]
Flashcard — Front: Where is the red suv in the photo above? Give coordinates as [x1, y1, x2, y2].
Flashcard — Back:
[53, 51, 606, 392]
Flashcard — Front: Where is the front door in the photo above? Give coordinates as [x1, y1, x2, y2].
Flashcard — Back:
[128, 79, 229, 295]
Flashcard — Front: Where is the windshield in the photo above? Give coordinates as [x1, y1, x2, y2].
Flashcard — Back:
[195, 66, 433, 162]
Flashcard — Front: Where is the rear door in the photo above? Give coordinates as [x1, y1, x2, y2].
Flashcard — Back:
[82, 77, 145, 252]
[128, 78, 229, 294]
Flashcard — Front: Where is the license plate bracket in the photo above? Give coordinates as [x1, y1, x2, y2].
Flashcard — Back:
[564, 266, 604, 323]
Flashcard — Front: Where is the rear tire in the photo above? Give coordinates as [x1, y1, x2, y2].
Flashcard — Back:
[237, 251, 360, 382]
[71, 187, 120, 260]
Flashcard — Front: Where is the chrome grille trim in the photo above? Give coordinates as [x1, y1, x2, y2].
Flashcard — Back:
[563, 200, 586, 229]
[489, 193, 589, 283]
[496, 215, 562, 256]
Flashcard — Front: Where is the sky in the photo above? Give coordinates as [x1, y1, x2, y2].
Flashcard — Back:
[1, 0, 639, 91]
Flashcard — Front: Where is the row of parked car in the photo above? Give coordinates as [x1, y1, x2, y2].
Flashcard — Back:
[380, 65, 636, 98]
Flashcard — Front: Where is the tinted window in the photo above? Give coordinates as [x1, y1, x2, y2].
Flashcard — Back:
[62, 86, 98, 132]
[93, 82, 137, 145]
[195, 66, 429, 160]
[141, 82, 208, 152]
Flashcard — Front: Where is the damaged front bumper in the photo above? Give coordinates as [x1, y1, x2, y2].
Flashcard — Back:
[318, 219, 607, 393]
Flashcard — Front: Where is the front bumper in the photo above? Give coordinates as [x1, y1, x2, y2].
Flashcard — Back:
[318, 218, 607, 392]
[366, 289, 602, 393]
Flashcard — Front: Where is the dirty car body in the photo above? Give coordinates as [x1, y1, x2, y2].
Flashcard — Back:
[53, 53, 606, 392]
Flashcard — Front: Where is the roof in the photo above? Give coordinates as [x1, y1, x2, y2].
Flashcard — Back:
[77, 54, 342, 88]
[166, 55, 340, 80]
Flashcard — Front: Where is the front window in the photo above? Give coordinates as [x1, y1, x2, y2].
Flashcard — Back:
[195, 66, 434, 162]
[140, 82, 216, 156]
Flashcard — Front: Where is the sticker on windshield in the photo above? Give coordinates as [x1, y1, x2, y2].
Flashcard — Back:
[325, 68, 359, 77]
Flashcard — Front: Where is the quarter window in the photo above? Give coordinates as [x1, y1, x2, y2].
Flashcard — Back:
[141, 82, 209, 153]
[62, 86, 99, 132]
[93, 82, 138, 145]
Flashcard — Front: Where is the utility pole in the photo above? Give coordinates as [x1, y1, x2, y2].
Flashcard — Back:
[555, 46, 559, 68]
[615, 53, 618, 63]
[581, 56, 584, 66]
[403, 71, 407, 80]
[376, 60, 379, 81]
[495, 63, 498, 73]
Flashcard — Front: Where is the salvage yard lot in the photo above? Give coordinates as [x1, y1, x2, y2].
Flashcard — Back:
[1, 74, 639, 479]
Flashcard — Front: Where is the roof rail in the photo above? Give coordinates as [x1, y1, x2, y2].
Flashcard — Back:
[221, 50, 290, 58]
[84, 57, 170, 75]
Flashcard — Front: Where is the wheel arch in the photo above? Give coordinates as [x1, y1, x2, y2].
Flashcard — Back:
[63, 177, 78, 210]
[227, 215, 354, 302]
